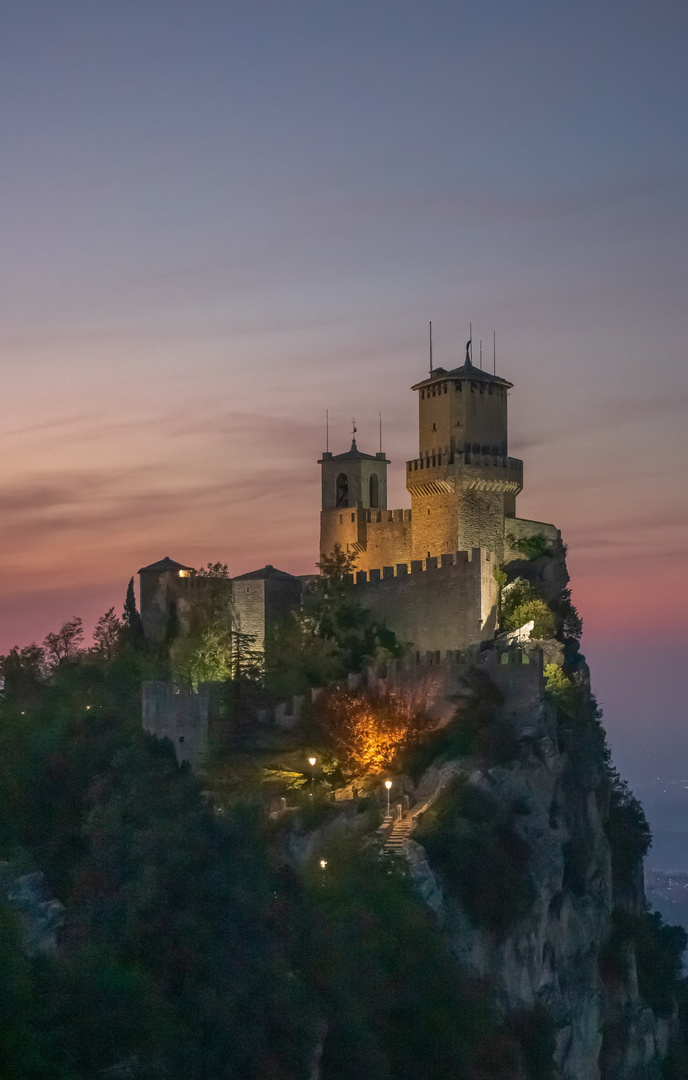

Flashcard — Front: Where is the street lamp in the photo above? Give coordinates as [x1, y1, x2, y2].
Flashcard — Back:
[319, 858, 328, 870]
[308, 756, 317, 792]
[385, 779, 392, 816]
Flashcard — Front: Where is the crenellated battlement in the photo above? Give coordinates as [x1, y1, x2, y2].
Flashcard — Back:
[349, 547, 487, 585]
[364, 507, 412, 525]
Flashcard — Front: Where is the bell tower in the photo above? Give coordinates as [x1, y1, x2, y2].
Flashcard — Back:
[407, 347, 523, 559]
[318, 437, 390, 560]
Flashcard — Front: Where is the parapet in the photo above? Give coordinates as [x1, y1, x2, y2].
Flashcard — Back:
[350, 547, 492, 585]
[364, 507, 412, 524]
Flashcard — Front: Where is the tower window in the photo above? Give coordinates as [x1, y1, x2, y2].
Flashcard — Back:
[369, 474, 379, 508]
[336, 473, 348, 507]
[432, 422, 436, 431]
[351, 513, 355, 522]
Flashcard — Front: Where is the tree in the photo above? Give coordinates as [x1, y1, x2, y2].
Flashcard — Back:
[0, 643, 48, 702]
[311, 687, 434, 772]
[91, 608, 123, 660]
[122, 578, 145, 650]
[43, 618, 84, 666]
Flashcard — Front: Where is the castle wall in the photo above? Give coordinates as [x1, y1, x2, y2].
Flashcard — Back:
[142, 680, 210, 766]
[351, 548, 498, 653]
[359, 509, 412, 570]
[503, 516, 561, 562]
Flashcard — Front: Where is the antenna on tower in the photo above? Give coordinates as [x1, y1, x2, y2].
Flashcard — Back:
[493, 331, 496, 375]
[379, 410, 382, 452]
[326, 409, 329, 452]
[470, 322, 473, 363]
[429, 321, 433, 375]
[479, 339, 483, 369]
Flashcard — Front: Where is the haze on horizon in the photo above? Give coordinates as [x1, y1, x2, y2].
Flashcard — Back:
[0, 0, 686, 798]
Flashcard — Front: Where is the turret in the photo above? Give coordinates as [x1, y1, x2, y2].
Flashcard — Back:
[407, 348, 523, 559]
[318, 439, 390, 560]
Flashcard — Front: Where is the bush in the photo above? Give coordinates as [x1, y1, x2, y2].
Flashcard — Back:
[415, 777, 535, 936]
[507, 533, 553, 561]
[501, 578, 555, 639]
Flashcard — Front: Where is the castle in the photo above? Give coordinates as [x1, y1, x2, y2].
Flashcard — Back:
[139, 344, 559, 656]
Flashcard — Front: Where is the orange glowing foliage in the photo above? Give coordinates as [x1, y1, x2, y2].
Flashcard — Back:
[312, 688, 434, 772]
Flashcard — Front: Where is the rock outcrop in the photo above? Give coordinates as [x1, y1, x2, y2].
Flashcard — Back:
[406, 657, 672, 1080]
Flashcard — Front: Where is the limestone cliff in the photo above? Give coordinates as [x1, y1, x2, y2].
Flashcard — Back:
[405, 647, 674, 1080]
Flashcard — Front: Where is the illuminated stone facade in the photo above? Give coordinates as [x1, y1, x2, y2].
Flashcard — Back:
[319, 353, 556, 569]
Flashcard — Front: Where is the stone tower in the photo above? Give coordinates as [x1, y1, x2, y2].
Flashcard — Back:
[318, 347, 528, 570]
[318, 439, 391, 564]
[407, 350, 523, 560]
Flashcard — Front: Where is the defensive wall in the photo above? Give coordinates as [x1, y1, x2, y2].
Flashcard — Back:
[142, 643, 545, 767]
[345, 547, 499, 654]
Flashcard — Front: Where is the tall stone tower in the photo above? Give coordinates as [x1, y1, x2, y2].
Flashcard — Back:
[407, 349, 523, 560]
[318, 346, 527, 571]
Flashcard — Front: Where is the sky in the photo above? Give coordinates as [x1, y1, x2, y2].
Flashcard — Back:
[0, 1, 687, 825]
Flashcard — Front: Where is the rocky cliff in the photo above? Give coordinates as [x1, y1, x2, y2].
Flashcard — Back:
[400, 557, 677, 1080]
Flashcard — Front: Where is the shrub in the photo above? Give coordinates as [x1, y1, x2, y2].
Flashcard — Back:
[508, 533, 553, 561]
[501, 579, 555, 639]
[415, 777, 535, 936]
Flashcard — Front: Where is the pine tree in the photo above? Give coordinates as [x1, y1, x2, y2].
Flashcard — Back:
[122, 577, 146, 650]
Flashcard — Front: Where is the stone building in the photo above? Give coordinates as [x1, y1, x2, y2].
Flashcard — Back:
[138, 346, 559, 658]
[138, 557, 302, 652]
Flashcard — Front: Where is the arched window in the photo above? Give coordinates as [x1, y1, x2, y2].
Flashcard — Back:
[336, 473, 349, 507]
[369, 474, 379, 508]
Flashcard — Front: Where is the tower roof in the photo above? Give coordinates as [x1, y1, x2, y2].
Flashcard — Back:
[318, 439, 390, 464]
[138, 556, 195, 574]
[411, 357, 512, 392]
[234, 564, 300, 582]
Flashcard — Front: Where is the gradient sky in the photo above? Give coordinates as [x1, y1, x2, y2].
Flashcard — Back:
[1, 1, 687, 820]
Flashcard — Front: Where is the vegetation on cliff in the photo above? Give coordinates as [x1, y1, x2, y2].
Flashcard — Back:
[2, 545, 687, 1079]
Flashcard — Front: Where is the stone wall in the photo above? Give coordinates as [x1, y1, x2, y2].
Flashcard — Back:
[142, 681, 211, 766]
[351, 548, 499, 653]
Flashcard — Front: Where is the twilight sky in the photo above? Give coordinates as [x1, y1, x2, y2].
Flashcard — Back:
[1, 1, 687, 809]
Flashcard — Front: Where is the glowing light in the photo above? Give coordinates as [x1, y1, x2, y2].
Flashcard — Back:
[308, 756, 316, 767]
[385, 780, 392, 790]
[319, 859, 328, 870]
[178, 570, 190, 578]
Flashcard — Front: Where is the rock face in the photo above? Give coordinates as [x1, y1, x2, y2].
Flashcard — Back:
[407, 669, 671, 1080]
[0, 865, 64, 956]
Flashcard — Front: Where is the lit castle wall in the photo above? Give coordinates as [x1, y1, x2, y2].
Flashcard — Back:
[138, 344, 559, 658]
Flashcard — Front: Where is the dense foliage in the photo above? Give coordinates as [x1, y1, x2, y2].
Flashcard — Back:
[0, 601, 541, 1080]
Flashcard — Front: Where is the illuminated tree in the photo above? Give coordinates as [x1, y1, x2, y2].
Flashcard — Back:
[312, 688, 434, 772]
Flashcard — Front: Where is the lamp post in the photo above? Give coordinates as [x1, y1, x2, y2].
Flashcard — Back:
[385, 779, 392, 816]
[308, 756, 317, 793]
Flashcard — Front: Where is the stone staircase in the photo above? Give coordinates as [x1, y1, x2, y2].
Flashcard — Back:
[383, 811, 417, 852]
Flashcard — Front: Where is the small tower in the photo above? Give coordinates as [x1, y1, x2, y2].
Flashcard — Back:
[407, 348, 523, 559]
[318, 437, 390, 560]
